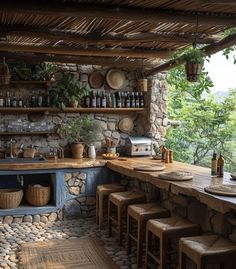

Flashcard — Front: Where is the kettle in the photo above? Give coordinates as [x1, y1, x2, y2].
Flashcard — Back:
[88, 144, 96, 159]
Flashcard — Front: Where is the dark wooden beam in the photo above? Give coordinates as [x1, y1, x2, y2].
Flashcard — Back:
[146, 32, 236, 76]
[1, 0, 236, 27]
[0, 43, 170, 58]
[195, 0, 236, 5]
[0, 25, 218, 45]
[1, 52, 155, 69]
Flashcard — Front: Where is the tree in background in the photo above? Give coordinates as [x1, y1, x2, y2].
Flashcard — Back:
[166, 65, 236, 172]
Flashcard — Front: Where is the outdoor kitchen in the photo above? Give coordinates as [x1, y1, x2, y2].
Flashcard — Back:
[0, 1, 235, 269]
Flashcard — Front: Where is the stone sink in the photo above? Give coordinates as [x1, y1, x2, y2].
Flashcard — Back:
[0, 157, 48, 163]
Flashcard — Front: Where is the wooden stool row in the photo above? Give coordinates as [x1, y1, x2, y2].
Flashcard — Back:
[96, 184, 236, 269]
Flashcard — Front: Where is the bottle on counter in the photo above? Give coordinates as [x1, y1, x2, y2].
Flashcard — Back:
[18, 95, 23, 108]
[217, 152, 224, 177]
[139, 92, 144, 108]
[84, 93, 91, 108]
[111, 93, 116, 108]
[211, 151, 218, 177]
[131, 92, 135, 108]
[125, 92, 131, 108]
[106, 93, 112, 108]
[12, 93, 17, 107]
[135, 92, 140, 108]
[161, 145, 166, 162]
[101, 91, 106, 108]
[31, 91, 36, 107]
[5, 91, 11, 107]
[96, 91, 101, 108]
[38, 91, 43, 107]
[0, 91, 4, 107]
[116, 92, 122, 108]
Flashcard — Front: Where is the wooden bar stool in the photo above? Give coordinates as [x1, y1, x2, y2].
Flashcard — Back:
[127, 203, 170, 268]
[108, 190, 146, 245]
[96, 184, 125, 228]
[179, 235, 236, 269]
[145, 216, 201, 269]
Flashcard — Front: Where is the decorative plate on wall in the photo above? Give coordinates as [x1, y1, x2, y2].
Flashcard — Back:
[88, 71, 104, 89]
[106, 69, 125, 90]
[118, 117, 134, 134]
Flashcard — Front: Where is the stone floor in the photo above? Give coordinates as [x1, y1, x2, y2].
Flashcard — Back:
[0, 217, 139, 269]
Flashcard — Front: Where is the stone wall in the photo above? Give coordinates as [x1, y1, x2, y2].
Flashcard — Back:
[0, 64, 168, 156]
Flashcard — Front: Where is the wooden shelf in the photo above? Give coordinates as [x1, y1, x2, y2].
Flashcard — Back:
[0, 107, 145, 114]
[11, 80, 54, 84]
[0, 131, 54, 136]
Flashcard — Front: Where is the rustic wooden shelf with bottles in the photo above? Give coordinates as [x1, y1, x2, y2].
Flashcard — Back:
[0, 107, 145, 114]
[10, 80, 54, 85]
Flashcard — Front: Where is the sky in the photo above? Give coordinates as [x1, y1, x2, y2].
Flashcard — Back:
[204, 51, 236, 93]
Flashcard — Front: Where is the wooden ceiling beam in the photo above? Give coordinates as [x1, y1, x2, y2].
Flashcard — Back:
[0, 52, 156, 69]
[1, 0, 236, 27]
[146, 32, 236, 76]
[0, 25, 218, 45]
[195, 0, 236, 5]
[0, 43, 170, 58]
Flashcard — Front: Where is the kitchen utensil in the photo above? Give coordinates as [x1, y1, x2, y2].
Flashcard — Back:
[106, 69, 125, 90]
[102, 153, 119, 160]
[89, 71, 104, 89]
[133, 165, 165, 172]
[125, 136, 152, 156]
[88, 144, 96, 159]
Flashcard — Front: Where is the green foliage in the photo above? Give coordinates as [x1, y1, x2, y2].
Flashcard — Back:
[51, 73, 90, 109]
[181, 47, 206, 64]
[167, 67, 236, 173]
[9, 62, 58, 81]
[57, 116, 101, 144]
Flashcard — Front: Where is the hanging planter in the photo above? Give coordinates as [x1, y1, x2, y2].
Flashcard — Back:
[182, 48, 205, 82]
[0, 57, 11, 85]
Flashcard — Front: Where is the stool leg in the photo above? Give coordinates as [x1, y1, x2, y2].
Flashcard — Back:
[108, 199, 112, 237]
[160, 234, 168, 269]
[98, 193, 104, 228]
[137, 220, 143, 268]
[96, 191, 99, 225]
[179, 252, 185, 269]
[127, 213, 132, 254]
[118, 205, 123, 245]
[145, 228, 151, 269]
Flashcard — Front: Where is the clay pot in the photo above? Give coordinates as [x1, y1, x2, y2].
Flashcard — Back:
[185, 62, 202, 82]
[69, 100, 79, 108]
[71, 143, 84, 159]
[137, 78, 148, 92]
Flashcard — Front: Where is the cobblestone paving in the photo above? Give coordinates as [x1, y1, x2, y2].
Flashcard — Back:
[0, 218, 138, 269]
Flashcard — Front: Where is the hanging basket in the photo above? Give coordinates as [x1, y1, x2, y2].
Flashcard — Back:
[0, 58, 11, 85]
[185, 62, 202, 82]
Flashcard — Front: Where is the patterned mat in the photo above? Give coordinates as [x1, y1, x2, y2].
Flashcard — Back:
[18, 238, 119, 269]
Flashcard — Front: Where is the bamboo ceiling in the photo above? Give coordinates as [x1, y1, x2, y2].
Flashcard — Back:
[0, 0, 236, 69]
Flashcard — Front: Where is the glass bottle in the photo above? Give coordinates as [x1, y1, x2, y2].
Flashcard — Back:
[38, 91, 43, 107]
[12, 93, 17, 107]
[125, 92, 131, 108]
[217, 153, 224, 177]
[84, 93, 91, 108]
[5, 91, 11, 107]
[211, 151, 217, 177]
[106, 93, 112, 108]
[135, 92, 140, 108]
[91, 91, 96, 108]
[139, 92, 144, 108]
[31, 91, 36, 107]
[131, 92, 135, 108]
[18, 95, 23, 108]
[111, 93, 116, 108]
[96, 91, 101, 108]
[116, 92, 122, 108]
[101, 91, 107, 108]
[0, 91, 4, 107]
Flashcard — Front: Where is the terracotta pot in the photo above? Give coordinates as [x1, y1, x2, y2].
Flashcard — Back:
[69, 100, 79, 108]
[137, 78, 148, 92]
[185, 62, 202, 82]
[71, 143, 84, 159]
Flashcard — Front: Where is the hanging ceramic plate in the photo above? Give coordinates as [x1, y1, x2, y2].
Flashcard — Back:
[106, 69, 125, 90]
[118, 117, 134, 134]
[88, 71, 104, 89]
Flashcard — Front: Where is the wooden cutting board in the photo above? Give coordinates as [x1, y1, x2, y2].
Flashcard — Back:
[158, 171, 193, 181]
[205, 184, 236, 197]
[133, 165, 165, 172]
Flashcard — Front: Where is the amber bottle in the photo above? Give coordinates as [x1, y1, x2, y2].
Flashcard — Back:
[217, 153, 224, 177]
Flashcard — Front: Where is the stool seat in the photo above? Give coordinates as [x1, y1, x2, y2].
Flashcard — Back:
[127, 203, 170, 267]
[108, 191, 146, 245]
[109, 191, 146, 206]
[179, 235, 236, 269]
[96, 184, 125, 228]
[145, 216, 200, 269]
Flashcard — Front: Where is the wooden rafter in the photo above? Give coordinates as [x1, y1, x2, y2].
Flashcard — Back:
[0, 44, 170, 58]
[0, 25, 218, 45]
[1, 0, 236, 27]
[195, 0, 236, 5]
[0, 52, 156, 69]
[146, 32, 236, 76]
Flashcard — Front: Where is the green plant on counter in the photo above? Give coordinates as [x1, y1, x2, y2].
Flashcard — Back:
[57, 116, 101, 144]
[51, 73, 90, 110]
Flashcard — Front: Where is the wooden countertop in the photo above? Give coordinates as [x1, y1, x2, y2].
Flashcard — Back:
[106, 157, 236, 214]
[0, 156, 235, 213]
[0, 157, 107, 170]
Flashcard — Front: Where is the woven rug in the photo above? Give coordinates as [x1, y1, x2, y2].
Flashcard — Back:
[18, 238, 119, 269]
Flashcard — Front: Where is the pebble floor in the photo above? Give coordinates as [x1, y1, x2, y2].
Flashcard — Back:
[0, 218, 139, 269]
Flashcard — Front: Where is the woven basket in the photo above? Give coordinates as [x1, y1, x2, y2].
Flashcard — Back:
[26, 184, 51, 206]
[0, 188, 23, 209]
[0, 58, 11, 85]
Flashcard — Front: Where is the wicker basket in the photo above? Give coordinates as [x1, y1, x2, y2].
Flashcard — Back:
[0, 188, 23, 209]
[26, 184, 51, 206]
[0, 58, 11, 85]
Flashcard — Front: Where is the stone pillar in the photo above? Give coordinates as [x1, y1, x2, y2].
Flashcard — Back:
[144, 72, 168, 146]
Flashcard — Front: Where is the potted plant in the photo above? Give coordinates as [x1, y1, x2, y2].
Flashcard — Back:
[33, 62, 59, 81]
[51, 73, 90, 110]
[182, 48, 205, 82]
[57, 116, 101, 159]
